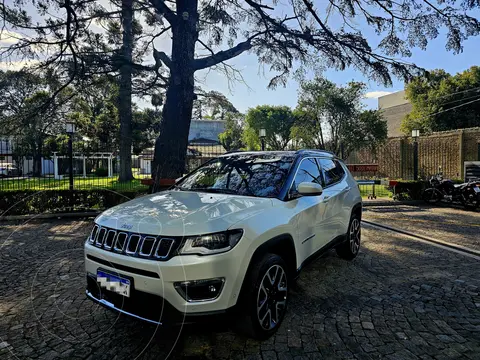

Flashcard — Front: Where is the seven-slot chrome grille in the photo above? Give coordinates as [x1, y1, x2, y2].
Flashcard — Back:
[88, 224, 178, 260]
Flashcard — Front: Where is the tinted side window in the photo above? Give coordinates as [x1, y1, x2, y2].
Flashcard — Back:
[292, 158, 322, 191]
[320, 159, 345, 186]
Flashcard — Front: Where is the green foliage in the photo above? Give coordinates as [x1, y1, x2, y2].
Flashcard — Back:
[193, 91, 239, 120]
[218, 113, 245, 151]
[0, 189, 147, 216]
[292, 77, 387, 157]
[244, 105, 296, 150]
[402, 66, 480, 134]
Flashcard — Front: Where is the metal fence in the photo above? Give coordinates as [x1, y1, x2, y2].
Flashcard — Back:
[0, 137, 227, 192]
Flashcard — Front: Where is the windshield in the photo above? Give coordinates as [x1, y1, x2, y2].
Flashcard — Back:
[176, 154, 295, 197]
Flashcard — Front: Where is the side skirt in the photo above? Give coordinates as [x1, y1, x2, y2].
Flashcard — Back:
[295, 234, 347, 277]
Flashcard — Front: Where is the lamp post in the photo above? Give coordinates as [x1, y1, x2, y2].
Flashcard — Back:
[412, 129, 420, 181]
[259, 128, 266, 151]
[66, 122, 76, 191]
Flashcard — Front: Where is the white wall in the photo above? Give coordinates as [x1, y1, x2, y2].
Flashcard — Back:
[188, 120, 226, 141]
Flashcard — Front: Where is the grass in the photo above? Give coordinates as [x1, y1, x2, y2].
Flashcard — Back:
[358, 184, 393, 199]
[0, 174, 149, 192]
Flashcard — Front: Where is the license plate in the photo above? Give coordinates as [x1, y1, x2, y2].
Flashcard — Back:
[97, 270, 131, 297]
[474, 186, 480, 193]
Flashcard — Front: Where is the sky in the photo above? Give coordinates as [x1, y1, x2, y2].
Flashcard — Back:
[1, 1, 480, 113]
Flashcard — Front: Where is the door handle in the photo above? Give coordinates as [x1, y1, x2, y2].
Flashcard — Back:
[340, 187, 351, 194]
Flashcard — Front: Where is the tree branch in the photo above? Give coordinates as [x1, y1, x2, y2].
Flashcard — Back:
[148, 0, 177, 25]
[193, 39, 252, 70]
[153, 48, 172, 68]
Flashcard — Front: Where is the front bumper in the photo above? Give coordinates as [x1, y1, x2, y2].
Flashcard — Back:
[84, 241, 246, 320]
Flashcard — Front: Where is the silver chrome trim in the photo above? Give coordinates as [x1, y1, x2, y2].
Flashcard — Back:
[104, 230, 117, 250]
[114, 232, 128, 252]
[95, 227, 107, 247]
[154, 238, 175, 259]
[90, 224, 99, 243]
[85, 290, 162, 325]
[139, 236, 157, 257]
[126, 234, 141, 255]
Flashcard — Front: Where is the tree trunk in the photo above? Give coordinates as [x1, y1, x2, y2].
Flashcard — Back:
[152, 0, 198, 182]
[118, 0, 134, 182]
[33, 140, 42, 177]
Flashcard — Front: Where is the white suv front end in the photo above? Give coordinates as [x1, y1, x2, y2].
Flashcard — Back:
[85, 150, 362, 338]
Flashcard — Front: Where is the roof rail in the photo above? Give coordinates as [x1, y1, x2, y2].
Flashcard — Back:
[295, 149, 336, 156]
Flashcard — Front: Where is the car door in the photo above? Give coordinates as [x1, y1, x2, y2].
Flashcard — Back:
[290, 158, 333, 262]
[318, 158, 349, 240]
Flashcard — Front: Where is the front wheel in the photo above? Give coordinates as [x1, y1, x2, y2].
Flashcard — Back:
[422, 188, 442, 204]
[235, 253, 289, 340]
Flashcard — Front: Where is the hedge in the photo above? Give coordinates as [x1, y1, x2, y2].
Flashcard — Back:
[0, 189, 148, 216]
[388, 180, 426, 200]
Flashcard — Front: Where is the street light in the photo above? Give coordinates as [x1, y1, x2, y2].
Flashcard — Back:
[259, 128, 266, 151]
[66, 121, 76, 191]
[412, 129, 420, 181]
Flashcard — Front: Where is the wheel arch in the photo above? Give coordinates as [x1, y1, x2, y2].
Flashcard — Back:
[351, 202, 362, 220]
[237, 234, 297, 305]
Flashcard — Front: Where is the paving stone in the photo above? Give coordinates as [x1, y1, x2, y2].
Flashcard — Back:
[1, 218, 480, 359]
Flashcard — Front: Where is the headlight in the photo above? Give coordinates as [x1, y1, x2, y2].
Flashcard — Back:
[178, 230, 243, 255]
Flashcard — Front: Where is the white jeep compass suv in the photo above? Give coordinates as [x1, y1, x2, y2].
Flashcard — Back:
[85, 150, 362, 339]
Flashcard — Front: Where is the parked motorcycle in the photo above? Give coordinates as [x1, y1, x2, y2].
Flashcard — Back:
[422, 173, 480, 210]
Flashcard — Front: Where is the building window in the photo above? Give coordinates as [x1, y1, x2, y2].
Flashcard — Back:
[0, 156, 5, 161]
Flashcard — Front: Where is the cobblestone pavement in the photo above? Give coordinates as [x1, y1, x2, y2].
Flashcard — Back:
[363, 205, 480, 251]
[0, 219, 480, 360]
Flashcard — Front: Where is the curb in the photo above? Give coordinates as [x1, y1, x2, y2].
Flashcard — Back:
[362, 200, 423, 207]
[0, 211, 101, 222]
[362, 219, 480, 258]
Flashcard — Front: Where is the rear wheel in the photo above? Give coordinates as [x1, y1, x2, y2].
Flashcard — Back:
[337, 213, 361, 260]
[235, 253, 289, 340]
[422, 188, 441, 204]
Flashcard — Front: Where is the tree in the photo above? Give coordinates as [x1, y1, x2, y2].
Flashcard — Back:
[2, 0, 480, 181]
[292, 77, 387, 157]
[401, 66, 480, 134]
[0, 70, 72, 176]
[193, 90, 239, 120]
[244, 105, 297, 150]
[218, 112, 245, 151]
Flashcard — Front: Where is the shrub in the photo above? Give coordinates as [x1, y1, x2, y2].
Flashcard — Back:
[94, 167, 109, 177]
[0, 189, 148, 216]
[388, 180, 426, 200]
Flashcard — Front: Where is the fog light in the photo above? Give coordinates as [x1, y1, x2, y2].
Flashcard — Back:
[174, 278, 225, 302]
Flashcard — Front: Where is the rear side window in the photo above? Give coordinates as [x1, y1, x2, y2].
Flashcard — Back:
[292, 158, 323, 191]
[319, 159, 345, 186]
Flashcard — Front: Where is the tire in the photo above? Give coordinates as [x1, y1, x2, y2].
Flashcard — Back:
[422, 188, 441, 204]
[463, 193, 479, 211]
[336, 213, 361, 261]
[235, 253, 289, 340]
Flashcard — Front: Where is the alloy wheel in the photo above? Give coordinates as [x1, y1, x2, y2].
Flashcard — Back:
[256, 264, 288, 331]
[349, 218, 361, 254]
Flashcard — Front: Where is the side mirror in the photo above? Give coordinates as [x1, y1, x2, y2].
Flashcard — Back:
[297, 182, 323, 196]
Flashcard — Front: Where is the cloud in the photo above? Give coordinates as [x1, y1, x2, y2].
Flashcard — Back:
[0, 60, 40, 71]
[0, 30, 24, 45]
[364, 91, 393, 99]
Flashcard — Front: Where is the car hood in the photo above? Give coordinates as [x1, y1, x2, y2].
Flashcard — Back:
[95, 190, 273, 236]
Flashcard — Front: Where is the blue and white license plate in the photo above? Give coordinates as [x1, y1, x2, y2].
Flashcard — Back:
[97, 270, 131, 297]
